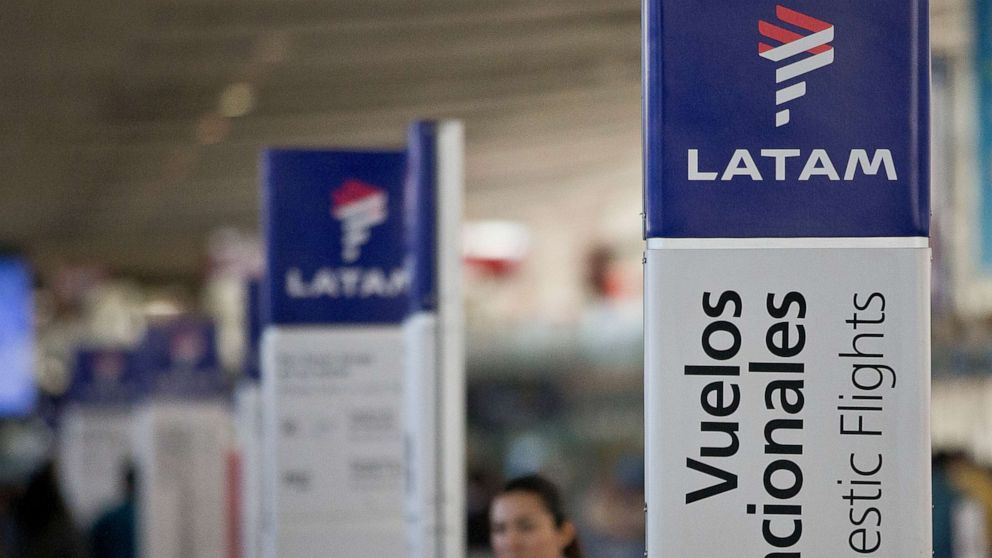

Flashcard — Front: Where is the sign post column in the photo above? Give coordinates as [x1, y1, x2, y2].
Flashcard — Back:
[643, 2, 931, 556]
[261, 149, 410, 557]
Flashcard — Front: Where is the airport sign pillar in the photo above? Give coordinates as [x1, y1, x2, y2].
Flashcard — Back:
[403, 120, 466, 558]
[261, 149, 410, 557]
[643, 1, 931, 556]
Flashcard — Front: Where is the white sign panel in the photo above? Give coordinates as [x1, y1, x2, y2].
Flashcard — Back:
[235, 383, 264, 558]
[58, 408, 134, 527]
[262, 327, 405, 558]
[645, 246, 930, 557]
[136, 401, 232, 558]
[403, 313, 464, 558]
[404, 313, 441, 556]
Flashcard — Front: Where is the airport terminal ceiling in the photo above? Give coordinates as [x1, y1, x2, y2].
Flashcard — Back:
[0, 0, 975, 283]
[0, 0, 642, 281]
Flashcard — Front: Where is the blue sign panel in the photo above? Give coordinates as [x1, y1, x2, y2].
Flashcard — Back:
[643, 0, 929, 238]
[65, 349, 143, 405]
[263, 150, 410, 325]
[0, 258, 34, 416]
[406, 122, 438, 313]
[137, 317, 226, 398]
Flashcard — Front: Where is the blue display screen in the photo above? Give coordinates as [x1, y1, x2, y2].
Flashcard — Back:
[0, 258, 35, 416]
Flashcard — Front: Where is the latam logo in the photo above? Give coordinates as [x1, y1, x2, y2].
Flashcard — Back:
[758, 6, 835, 127]
[331, 179, 388, 263]
[284, 266, 409, 299]
[687, 149, 897, 182]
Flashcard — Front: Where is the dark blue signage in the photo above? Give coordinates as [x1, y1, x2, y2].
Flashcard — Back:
[0, 258, 34, 416]
[262, 149, 410, 325]
[137, 317, 226, 399]
[64, 349, 143, 406]
[643, 0, 929, 238]
[406, 122, 439, 313]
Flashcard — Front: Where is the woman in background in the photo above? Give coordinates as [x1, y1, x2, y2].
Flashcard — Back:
[490, 474, 583, 558]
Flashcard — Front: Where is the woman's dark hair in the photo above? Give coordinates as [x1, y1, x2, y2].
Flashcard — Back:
[500, 474, 583, 558]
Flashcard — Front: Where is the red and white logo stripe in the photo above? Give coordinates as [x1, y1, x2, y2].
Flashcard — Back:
[759, 6, 834, 127]
[331, 179, 388, 263]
